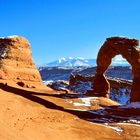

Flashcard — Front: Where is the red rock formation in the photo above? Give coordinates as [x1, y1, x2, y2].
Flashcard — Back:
[0, 36, 42, 84]
[94, 37, 139, 102]
[69, 74, 132, 89]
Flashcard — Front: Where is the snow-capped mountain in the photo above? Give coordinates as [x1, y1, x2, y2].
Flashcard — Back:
[112, 56, 129, 66]
[46, 57, 96, 67]
[44, 56, 129, 67]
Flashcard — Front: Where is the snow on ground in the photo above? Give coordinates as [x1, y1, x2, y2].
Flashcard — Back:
[70, 80, 131, 105]
[104, 123, 123, 134]
[45, 80, 131, 105]
[73, 102, 91, 107]
[7, 35, 19, 38]
[0, 47, 8, 58]
[0, 35, 19, 39]
[45, 80, 140, 126]
[89, 123, 124, 134]
[73, 97, 98, 107]
[43, 80, 54, 85]
[110, 88, 131, 104]
[81, 97, 98, 105]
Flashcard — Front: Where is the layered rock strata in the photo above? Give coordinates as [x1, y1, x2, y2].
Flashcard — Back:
[0, 36, 42, 83]
[69, 74, 132, 89]
[94, 37, 140, 102]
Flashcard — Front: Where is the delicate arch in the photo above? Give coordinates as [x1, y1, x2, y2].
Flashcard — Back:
[94, 37, 140, 102]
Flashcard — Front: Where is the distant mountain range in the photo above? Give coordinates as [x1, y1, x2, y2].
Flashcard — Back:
[42, 57, 130, 67]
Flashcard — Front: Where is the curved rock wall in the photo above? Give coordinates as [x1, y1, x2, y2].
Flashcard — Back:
[94, 37, 140, 102]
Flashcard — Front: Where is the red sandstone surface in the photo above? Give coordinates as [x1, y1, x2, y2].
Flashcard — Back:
[0, 36, 140, 140]
[0, 36, 42, 84]
[94, 37, 140, 101]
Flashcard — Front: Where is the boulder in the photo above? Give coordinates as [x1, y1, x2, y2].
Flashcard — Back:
[0, 36, 42, 84]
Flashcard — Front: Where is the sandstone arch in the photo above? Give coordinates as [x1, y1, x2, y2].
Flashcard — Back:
[94, 37, 140, 102]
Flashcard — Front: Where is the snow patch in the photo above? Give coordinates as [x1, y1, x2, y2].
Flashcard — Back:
[73, 97, 99, 107]
[66, 108, 87, 111]
[6, 35, 18, 38]
[110, 88, 131, 104]
[89, 122, 123, 134]
[59, 57, 66, 63]
[0, 47, 8, 58]
[73, 102, 91, 107]
[43, 80, 54, 85]
[123, 120, 140, 125]
[0, 35, 18, 39]
[104, 123, 123, 134]
[81, 97, 98, 105]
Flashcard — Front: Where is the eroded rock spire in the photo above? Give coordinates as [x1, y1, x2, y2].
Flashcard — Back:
[0, 36, 42, 84]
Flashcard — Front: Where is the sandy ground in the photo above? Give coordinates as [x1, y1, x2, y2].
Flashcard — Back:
[0, 80, 140, 140]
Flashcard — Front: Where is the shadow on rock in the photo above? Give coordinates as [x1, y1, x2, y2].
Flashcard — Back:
[0, 83, 140, 125]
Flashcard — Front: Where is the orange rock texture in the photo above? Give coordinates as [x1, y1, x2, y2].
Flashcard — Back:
[0, 36, 42, 83]
[94, 37, 140, 102]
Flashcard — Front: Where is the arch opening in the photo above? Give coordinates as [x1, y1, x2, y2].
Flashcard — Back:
[112, 55, 130, 67]
[107, 55, 133, 80]
[93, 37, 140, 102]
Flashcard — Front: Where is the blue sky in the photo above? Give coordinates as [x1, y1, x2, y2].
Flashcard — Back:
[0, 0, 140, 65]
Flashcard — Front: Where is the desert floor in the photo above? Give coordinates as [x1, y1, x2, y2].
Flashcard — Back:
[0, 80, 140, 140]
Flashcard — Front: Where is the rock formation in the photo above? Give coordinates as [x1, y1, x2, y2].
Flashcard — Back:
[94, 37, 140, 102]
[68, 74, 132, 104]
[69, 74, 132, 89]
[0, 36, 42, 84]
